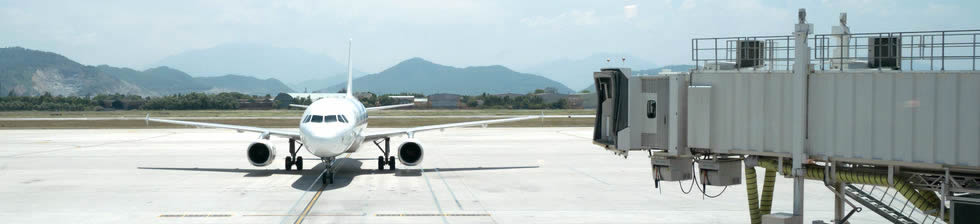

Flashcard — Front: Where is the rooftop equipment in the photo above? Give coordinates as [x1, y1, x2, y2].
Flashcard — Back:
[868, 36, 901, 69]
[737, 40, 766, 68]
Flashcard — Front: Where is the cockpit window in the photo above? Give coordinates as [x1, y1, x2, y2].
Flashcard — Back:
[302, 115, 312, 123]
[311, 115, 323, 123]
[324, 115, 337, 123]
[339, 115, 348, 123]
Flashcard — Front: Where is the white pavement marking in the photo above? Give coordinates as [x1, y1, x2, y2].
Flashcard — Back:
[420, 166, 450, 224]
[434, 168, 464, 209]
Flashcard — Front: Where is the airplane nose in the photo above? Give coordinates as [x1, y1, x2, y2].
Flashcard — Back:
[305, 129, 347, 156]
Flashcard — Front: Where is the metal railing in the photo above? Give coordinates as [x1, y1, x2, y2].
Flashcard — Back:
[691, 29, 980, 71]
[691, 35, 797, 72]
[849, 184, 945, 224]
[813, 29, 980, 71]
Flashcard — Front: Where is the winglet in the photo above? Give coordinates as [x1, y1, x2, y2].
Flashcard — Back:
[145, 113, 150, 126]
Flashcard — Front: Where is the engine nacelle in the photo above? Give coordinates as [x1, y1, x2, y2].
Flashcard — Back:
[246, 140, 276, 167]
[397, 139, 424, 166]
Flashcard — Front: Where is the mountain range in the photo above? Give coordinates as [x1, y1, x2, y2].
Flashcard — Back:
[2, 46, 676, 97]
[0, 47, 293, 96]
[151, 44, 363, 91]
[321, 58, 575, 95]
[523, 53, 658, 91]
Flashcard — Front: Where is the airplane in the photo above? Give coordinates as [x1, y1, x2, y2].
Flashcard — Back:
[146, 40, 544, 184]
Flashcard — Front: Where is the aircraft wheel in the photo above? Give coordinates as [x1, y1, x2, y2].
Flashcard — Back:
[285, 156, 293, 171]
[295, 156, 303, 170]
[388, 156, 396, 170]
[377, 156, 385, 170]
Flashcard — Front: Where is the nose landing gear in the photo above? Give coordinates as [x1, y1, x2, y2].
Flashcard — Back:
[321, 157, 335, 185]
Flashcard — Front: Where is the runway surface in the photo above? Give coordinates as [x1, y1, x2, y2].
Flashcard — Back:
[0, 128, 889, 223]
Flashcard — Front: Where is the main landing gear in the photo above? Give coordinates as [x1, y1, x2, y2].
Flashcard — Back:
[285, 139, 304, 171]
[373, 137, 397, 171]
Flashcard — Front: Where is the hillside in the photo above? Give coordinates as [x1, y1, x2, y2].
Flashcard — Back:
[102, 66, 212, 95]
[321, 58, 574, 95]
[196, 75, 294, 95]
[1, 47, 294, 96]
[0, 47, 143, 96]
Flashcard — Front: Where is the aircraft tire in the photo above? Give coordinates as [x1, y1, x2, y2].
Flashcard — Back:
[295, 156, 303, 170]
[377, 156, 385, 170]
[388, 156, 396, 170]
[285, 156, 293, 171]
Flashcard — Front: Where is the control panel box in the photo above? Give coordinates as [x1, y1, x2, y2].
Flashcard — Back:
[697, 159, 742, 186]
[651, 156, 693, 181]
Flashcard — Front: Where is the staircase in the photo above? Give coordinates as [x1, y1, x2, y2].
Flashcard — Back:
[843, 184, 944, 224]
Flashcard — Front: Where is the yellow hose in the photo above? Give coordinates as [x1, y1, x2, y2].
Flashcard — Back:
[760, 168, 776, 215]
[758, 159, 947, 220]
[745, 167, 761, 224]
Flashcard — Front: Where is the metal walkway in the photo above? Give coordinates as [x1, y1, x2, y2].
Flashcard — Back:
[844, 184, 944, 224]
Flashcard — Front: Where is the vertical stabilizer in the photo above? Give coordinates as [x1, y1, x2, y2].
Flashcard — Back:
[346, 39, 353, 97]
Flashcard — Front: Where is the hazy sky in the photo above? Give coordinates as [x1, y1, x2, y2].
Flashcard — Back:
[2, 0, 977, 73]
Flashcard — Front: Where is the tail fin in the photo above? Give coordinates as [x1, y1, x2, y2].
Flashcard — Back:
[346, 39, 353, 97]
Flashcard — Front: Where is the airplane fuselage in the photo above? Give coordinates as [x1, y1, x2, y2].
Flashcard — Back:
[298, 95, 368, 158]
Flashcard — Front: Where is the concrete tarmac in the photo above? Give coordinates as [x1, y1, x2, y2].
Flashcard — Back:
[0, 128, 889, 223]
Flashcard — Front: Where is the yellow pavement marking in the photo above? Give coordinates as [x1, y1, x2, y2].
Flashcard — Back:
[293, 153, 352, 224]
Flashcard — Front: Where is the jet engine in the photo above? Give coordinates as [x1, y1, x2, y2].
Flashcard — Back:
[246, 140, 276, 167]
[397, 139, 424, 166]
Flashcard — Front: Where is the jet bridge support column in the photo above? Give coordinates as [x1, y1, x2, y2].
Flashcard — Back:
[790, 8, 812, 223]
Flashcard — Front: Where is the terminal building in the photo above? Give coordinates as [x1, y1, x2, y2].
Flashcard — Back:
[593, 9, 979, 224]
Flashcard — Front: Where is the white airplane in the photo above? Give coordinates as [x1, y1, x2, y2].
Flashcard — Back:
[146, 40, 542, 184]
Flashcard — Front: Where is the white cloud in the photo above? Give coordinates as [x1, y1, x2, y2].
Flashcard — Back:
[681, 0, 696, 9]
[624, 5, 638, 19]
[521, 9, 599, 27]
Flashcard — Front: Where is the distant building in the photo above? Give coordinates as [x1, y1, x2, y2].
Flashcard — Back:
[273, 93, 293, 108]
[575, 92, 597, 109]
[100, 100, 144, 110]
[235, 98, 274, 110]
[533, 93, 569, 104]
[413, 98, 430, 109]
[354, 92, 375, 99]
[492, 93, 524, 98]
[563, 94, 585, 109]
[428, 93, 462, 109]
[286, 93, 346, 102]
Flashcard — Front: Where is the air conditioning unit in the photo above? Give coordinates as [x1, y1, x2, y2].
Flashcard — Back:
[868, 37, 901, 69]
[736, 40, 765, 68]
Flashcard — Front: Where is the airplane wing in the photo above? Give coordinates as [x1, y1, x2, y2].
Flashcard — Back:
[363, 115, 574, 141]
[146, 115, 300, 139]
[366, 103, 414, 111]
[292, 103, 411, 111]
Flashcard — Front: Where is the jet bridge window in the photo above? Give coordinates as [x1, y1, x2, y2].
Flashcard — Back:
[311, 115, 323, 123]
[324, 115, 338, 123]
[647, 100, 656, 119]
